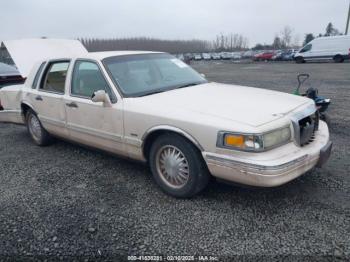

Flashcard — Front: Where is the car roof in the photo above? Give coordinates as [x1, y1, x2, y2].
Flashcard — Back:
[82, 50, 165, 60]
[40, 50, 166, 63]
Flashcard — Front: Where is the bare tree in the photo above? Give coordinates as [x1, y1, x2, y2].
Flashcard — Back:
[212, 33, 249, 51]
[281, 26, 293, 48]
[292, 34, 301, 48]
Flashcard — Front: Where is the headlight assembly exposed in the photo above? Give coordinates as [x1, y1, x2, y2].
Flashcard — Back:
[217, 126, 291, 152]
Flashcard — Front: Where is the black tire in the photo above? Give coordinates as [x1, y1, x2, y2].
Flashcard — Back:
[333, 55, 344, 63]
[25, 109, 52, 146]
[295, 56, 305, 64]
[149, 133, 210, 198]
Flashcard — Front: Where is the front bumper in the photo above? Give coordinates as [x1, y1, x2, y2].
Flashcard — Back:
[203, 121, 331, 187]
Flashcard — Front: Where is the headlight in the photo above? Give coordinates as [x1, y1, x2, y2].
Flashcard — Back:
[262, 127, 291, 149]
[217, 126, 291, 152]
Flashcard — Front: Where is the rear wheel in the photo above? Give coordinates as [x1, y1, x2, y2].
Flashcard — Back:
[295, 56, 305, 64]
[333, 55, 344, 63]
[26, 109, 52, 146]
[149, 133, 210, 198]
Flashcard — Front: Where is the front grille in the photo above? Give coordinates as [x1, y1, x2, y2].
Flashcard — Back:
[298, 113, 319, 146]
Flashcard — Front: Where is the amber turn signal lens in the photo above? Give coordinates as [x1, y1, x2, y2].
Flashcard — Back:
[224, 134, 244, 147]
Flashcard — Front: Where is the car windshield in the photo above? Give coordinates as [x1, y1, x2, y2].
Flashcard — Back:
[103, 53, 207, 97]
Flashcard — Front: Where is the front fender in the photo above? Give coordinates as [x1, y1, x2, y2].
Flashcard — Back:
[142, 125, 204, 152]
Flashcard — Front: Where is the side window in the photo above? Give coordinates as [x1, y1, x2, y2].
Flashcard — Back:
[300, 44, 312, 53]
[40, 61, 69, 93]
[71, 61, 112, 99]
[32, 62, 46, 89]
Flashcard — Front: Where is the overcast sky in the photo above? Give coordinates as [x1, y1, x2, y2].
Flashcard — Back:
[1, 0, 349, 47]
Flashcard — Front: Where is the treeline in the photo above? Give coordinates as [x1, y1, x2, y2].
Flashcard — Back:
[253, 26, 298, 50]
[252, 22, 344, 51]
[79, 22, 343, 53]
[303, 22, 344, 46]
[212, 33, 249, 51]
[80, 37, 211, 53]
[79, 33, 249, 53]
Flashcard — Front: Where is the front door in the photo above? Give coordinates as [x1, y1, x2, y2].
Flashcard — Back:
[64, 60, 124, 154]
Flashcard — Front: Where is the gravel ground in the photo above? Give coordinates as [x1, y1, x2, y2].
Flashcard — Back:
[0, 61, 349, 261]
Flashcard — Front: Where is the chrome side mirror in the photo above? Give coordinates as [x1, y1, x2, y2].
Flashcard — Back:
[91, 90, 112, 107]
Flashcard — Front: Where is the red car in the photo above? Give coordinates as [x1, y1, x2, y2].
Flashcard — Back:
[253, 51, 275, 61]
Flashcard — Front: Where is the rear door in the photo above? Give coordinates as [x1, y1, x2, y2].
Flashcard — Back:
[64, 59, 124, 154]
[32, 60, 70, 137]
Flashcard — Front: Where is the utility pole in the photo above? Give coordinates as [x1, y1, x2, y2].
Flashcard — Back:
[346, 0, 350, 34]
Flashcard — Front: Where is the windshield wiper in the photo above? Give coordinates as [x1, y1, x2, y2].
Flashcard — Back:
[138, 89, 166, 97]
[175, 82, 201, 89]
[138, 82, 203, 97]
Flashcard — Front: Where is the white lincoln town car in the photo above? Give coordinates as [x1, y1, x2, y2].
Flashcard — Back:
[0, 40, 332, 197]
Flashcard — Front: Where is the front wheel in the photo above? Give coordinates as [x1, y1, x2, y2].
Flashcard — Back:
[149, 134, 210, 198]
[26, 109, 52, 146]
[333, 55, 344, 63]
[295, 56, 305, 64]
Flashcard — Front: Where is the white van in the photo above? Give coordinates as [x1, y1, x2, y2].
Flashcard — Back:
[294, 35, 350, 63]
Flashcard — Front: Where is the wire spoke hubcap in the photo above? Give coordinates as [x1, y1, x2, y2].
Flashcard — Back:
[28, 114, 42, 141]
[156, 145, 189, 189]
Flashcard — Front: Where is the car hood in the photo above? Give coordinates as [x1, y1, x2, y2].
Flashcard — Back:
[134, 82, 312, 127]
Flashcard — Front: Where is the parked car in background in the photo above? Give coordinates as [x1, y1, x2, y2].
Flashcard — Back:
[294, 35, 350, 63]
[272, 50, 283, 61]
[231, 52, 242, 60]
[202, 53, 211, 60]
[175, 54, 185, 61]
[253, 51, 275, 61]
[242, 50, 254, 58]
[281, 49, 297, 61]
[220, 52, 232, 60]
[184, 53, 194, 61]
[194, 53, 202, 60]
[0, 62, 25, 88]
[210, 53, 221, 60]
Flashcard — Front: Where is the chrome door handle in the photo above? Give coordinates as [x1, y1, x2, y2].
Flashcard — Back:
[65, 102, 78, 108]
[35, 95, 43, 101]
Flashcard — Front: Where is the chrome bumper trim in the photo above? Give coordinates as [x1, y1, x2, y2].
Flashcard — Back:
[205, 154, 309, 172]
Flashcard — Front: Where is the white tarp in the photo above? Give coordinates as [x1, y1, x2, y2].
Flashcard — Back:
[2, 38, 88, 77]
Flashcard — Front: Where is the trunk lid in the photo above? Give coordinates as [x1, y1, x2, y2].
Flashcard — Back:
[2, 38, 87, 78]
